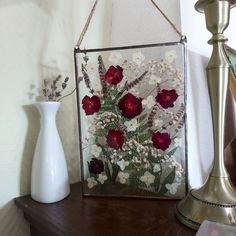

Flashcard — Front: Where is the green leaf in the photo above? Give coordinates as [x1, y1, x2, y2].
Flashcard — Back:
[107, 123, 117, 130]
[154, 175, 161, 192]
[167, 147, 178, 156]
[111, 165, 120, 182]
[158, 168, 176, 195]
[95, 129, 107, 137]
[138, 114, 147, 123]
[126, 131, 136, 139]
[138, 133, 150, 143]
[148, 156, 159, 164]
[104, 162, 111, 180]
[138, 124, 148, 134]
[102, 100, 114, 106]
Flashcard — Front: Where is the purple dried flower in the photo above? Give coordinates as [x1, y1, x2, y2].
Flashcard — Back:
[41, 75, 70, 101]
[62, 83, 67, 89]
[82, 64, 94, 94]
[98, 55, 108, 96]
[55, 75, 61, 81]
[148, 104, 158, 127]
[55, 91, 61, 97]
[123, 71, 148, 91]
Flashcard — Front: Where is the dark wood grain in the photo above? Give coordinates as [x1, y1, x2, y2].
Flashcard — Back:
[15, 183, 196, 236]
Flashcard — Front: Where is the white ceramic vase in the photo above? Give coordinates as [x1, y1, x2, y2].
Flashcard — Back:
[31, 101, 70, 203]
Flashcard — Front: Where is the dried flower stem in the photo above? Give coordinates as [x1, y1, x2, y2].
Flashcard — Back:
[82, 64, 94, 94]
[98, 55, 108, 97]
[123, 71, 148, 91]
[148, 104, 159, 127]
[57, 88, 76, 102]
[161, 104, 185, 131]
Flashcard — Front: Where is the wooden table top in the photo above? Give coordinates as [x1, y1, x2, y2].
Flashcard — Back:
[15, 183, 196, 236]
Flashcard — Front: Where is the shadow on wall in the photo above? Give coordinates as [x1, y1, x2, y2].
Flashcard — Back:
[0, 200, 30, 236]
[225, 138, 236, 186]
[188, 50, 213, 187]
[57, 94, 81, 183]
[225, 86, 236, 186]
[188, 50, 236, 187]
[20, 104, 40, 196]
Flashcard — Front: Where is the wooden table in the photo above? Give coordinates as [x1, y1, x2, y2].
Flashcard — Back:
[15, 183, 196, 236]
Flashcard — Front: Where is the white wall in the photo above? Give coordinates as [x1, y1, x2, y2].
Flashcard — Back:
[111, 0, 181, 46]
[0, 1, 112, 235]
[180, 0, 236, 187]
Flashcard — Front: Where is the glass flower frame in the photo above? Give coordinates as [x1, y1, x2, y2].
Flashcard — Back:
[74, 39, 188, 199]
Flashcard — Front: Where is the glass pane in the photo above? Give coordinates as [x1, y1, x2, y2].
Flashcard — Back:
[75, 42, 187, 199]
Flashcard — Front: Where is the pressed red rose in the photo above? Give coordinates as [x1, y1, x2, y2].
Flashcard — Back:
[88, 158, 104, 174]
[152, 132, 171, 151]
[118, 93, 143, 118]
[107, 129, 124, 149]
[82, 95, 101, 115]
[156, 89, 178, 109]
[104, 65, 123, 85]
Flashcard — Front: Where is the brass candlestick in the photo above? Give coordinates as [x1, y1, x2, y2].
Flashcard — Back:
[176, 0, 236, 230]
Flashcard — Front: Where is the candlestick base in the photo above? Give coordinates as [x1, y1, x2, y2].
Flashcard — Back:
[175, 175, 236, 230]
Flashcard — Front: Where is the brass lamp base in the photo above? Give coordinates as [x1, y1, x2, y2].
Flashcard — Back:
[175, 175, 236, 230]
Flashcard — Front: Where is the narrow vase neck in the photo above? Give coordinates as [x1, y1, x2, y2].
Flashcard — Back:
[35, 102, 60, 123]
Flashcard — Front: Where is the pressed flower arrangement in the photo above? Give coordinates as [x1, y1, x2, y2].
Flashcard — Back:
[75, 42, 187, 198]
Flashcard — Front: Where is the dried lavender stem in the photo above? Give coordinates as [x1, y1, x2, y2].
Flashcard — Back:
[98, 55, 108, 97]
[123, 71, 148, 91]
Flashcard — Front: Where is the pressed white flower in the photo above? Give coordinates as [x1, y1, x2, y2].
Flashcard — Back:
[117, 159, 129, 171]
[149, 75, 162, 85]
[140, 171, 155, 187]
[82, 138, 89, 149]
[174, 138, 182, 147]
[87, 177, 98, 189]
[88, 125, 96, 134]
[109, 51, 122, 64]
[124, 119, 138, 132]
[118, 172, 129, 184]
[92, 80, 102, 92]
[129, 88, 140, 96]
[176, 170, 182, 178]
[87, 63, 97, 74]
[142, 95, 156, 109]
[165, 50, 177, 63]
[132, 52, 145, 66]
[154, 119, 163, 127]
[97, 174, 108, 184]
[153, 164, 161, 173]
[165, 182, 179, 194]
[91, 144, 102, 158]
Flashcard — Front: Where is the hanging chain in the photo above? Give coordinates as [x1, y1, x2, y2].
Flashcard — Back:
[76, 0, 183, 48]
[76, 0, 98, 48]
[149, 0, 182, 37]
